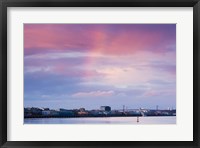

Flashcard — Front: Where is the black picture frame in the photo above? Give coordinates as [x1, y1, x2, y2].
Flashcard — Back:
[0, 0, 200, 148]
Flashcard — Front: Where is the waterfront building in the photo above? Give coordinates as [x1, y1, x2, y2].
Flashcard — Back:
[24, 107, 43, 117]
[100, 106, 111, 112]
[50, 110, 60, 116]
[43, 108, 50, 111]
[42, 110, 51, 116]
[31, 107, 42, 115]
[59, 108, 74, 116]
[89, 110, 100, 116]
[77, 111, 88, 116]
[24, 107, 32, 117]
[127, 110, 141, 116]
[79, 108, 86, 112]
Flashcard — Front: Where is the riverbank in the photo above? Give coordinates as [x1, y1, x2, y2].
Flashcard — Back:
[24, 114, 176, 119]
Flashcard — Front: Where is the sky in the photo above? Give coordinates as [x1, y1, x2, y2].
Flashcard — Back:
[24, 24, 176, 110]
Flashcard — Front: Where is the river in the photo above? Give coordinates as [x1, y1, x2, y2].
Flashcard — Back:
[24, 116, 176, 124]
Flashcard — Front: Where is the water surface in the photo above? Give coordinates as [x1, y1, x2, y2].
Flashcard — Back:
[24, 116, 176, 124]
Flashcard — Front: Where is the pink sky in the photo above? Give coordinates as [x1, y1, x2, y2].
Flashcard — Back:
[24, 24, 176, 110]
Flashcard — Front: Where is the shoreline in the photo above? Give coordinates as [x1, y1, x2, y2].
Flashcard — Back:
[24, 115, 176, 119]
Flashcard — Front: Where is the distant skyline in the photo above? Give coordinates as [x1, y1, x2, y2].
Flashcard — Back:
[24, 24, 176, 110]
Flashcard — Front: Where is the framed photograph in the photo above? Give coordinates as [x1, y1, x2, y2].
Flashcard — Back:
[0, 0, 199, 147]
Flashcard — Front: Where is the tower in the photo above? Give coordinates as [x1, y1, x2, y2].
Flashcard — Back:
[156, 105, 158, 110]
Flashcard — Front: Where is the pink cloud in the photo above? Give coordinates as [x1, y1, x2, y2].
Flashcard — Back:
[143, 89, 175, 97]
[24, 24, 92, 55]
[24, 24, 175, 56]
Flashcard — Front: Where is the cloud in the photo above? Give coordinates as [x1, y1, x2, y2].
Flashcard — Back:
[72, 90, 115, 98]
[142, 89, 176, 98]
[24, 24, 176, 56]
[24, 50, 176, 91]
[24, 52, 104, 60]
[25, 66, 52, 73]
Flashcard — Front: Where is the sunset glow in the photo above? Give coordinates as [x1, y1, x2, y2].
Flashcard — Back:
[24, 24, 176, 110]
